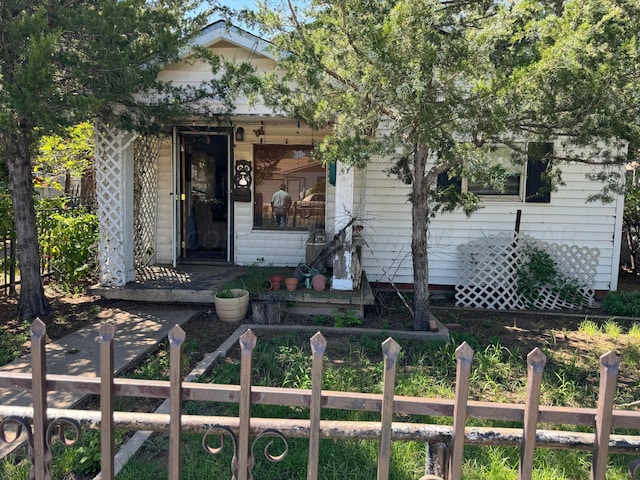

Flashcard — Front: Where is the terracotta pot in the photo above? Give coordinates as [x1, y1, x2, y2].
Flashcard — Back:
[284, 277, 299, 292]
[311, 274, 326, 292]
[269, 274, 283, 291]
[214, 288, 249, 322]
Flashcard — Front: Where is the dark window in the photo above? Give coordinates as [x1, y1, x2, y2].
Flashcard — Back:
[437, 172, 462, 192]
[525, 142, 553, 203]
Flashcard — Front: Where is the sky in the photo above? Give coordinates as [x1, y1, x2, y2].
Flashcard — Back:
[217, 0, 257, 10]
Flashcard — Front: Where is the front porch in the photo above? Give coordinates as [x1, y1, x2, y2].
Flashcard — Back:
[89, 264, 376, 318]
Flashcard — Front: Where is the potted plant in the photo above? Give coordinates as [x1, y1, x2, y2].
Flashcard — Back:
[214, 288, 249, 323]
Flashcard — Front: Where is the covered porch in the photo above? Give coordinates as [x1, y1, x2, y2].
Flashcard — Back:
[89, 264, 375, 319]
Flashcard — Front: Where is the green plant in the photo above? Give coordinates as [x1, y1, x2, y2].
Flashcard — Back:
[603, 291, 640, 317]
[215, 288, 236, 299]
[311, 314, 331, 325]
[222, 258, 279, 299]
[578, 319, 600, 335]
[333, 310, 362, 328]
[37, 198, 98, 288]
[0, 321, 30, 366]
[629, 323, 640, 340]
[515, 244, 585, 308]
[603, 320, 622, 340]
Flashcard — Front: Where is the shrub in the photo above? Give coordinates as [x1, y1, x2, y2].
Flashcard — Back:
[622, 180, 640, 273]
[515, 244, 585, 308]
[603, 291, 640, 317]
[37, 198, 98, 287]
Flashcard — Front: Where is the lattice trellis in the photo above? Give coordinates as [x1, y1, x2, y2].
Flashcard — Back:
[133, 136, 159, 267]
[95, 124, 137, 287]
[456, 232, 599, 310]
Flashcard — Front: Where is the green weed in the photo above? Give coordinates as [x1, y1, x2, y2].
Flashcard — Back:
[333, 310, 361, 328]
[603, 320, 622, 340]
[578, 319, 600, 335]
[628, 323, 640, 340]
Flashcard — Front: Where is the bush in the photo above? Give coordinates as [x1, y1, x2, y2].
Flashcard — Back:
[515, 244, 585, 308]
[37, 198, 98, 287]
[603, 291, 640, 317]
[622, 179, 640, 273]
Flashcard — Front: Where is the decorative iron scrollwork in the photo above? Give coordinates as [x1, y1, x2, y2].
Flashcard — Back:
[252, 428, 288, 463]
[631, 456, 640, 480]
[46, 417, 81, 448]
[0, 415, 32, 446]
[0, 415, 81, 479]
[202, 425, 289, 480]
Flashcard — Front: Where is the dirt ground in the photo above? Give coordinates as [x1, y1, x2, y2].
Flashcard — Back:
[1, 271, 639, 365]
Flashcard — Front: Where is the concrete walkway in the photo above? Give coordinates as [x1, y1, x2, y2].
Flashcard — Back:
[0, 306, 200, 458]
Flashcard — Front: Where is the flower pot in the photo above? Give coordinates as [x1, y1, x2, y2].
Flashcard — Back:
[311, 274, 327, 292]
[269, 274, 283, 291]
[214, 288, 249, 323]
[285, 277, 299, 292]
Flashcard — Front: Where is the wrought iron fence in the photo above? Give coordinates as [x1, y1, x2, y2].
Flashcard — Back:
[0, 321, 639, 480]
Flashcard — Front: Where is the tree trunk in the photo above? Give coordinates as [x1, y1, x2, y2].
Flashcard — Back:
[411, 144, 431, 331]
[3, 129, 50, 319]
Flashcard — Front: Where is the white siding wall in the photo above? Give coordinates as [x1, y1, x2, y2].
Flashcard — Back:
[356, 146, 625, 291]
[233, 125, 331, 266]
[157, 46, 275, 115]
[154, 38, 334, 267]
[152, 31, 624, 290]
[156, 136, 174, 264]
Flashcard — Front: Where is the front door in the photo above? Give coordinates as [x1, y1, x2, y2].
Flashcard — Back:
[179, 130, 231, 262]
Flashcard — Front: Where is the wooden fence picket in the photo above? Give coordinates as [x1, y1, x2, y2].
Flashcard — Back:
[592, 351, 620, 480]
[238, 329, 257, 480]
[308, 332, 327, 480]
[377, 338, 400, 480]
[449, 342, 474, 480]
[519, 348, 546, 480]
[169, 325, 185, 480]
[31, 319, 49, 480]
[99, 323, 116, 480]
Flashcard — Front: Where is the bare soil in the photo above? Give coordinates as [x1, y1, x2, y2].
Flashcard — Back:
[0, 275, 638, 371]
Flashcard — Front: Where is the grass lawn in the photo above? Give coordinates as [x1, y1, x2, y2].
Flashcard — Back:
[113, 320, 640, 480]
[1, 289, 640, 479]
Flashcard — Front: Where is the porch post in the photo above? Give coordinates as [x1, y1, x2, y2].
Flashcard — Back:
[95, 124, 137, 287]
[332, 161, 354, 290]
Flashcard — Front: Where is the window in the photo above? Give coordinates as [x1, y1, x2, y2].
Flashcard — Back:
[253, 145, 326, 230]
[437, 142, 552, 203]
[466, 145, 523, 197]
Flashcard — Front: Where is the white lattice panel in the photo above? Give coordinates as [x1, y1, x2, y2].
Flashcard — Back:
[133, 136, 159, 266]
[455, 232, 599, 310]
[95, 124, 136, 286]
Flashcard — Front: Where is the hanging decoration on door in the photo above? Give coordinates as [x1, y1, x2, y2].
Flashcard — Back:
[231, 159, 252, 202]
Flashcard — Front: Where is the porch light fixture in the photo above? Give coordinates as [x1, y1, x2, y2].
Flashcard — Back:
[235, 127, 244, 142]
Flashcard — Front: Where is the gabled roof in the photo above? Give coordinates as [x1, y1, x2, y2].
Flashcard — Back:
[194, 20, 275, 60]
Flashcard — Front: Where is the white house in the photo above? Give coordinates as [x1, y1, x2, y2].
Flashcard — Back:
[93, 21, 625, 299]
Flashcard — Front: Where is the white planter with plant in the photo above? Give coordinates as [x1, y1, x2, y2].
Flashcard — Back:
[214, 288, 249, 323]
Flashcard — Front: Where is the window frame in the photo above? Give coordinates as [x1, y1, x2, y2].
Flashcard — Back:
[252, 144, 327, 231]
[437, 142, 553, 204]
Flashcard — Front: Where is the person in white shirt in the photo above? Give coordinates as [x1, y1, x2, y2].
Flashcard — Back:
[271, 184, 292, 227]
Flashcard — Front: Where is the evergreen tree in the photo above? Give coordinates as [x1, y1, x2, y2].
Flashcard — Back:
[245, 0, 638, 329]
[0, 1, 238, 319]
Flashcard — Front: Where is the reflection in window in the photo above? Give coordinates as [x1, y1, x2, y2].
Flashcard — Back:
[467, 146, 524, 197]
[253, 145, 326, 230]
